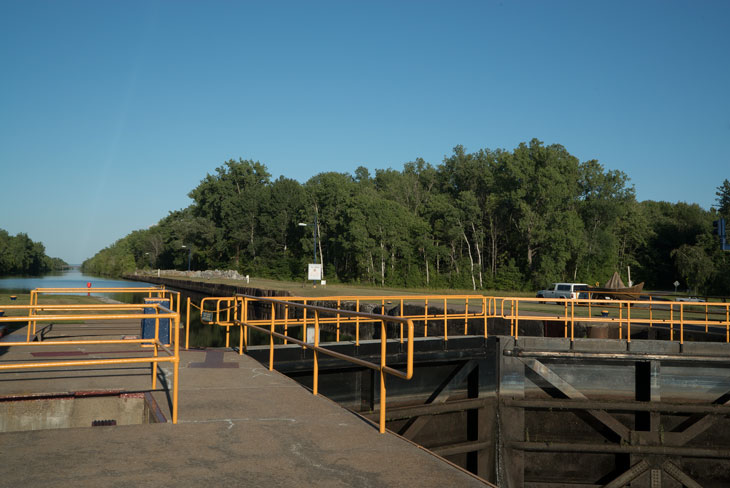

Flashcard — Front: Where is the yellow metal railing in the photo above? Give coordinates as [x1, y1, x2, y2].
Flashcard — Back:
[500, 296, 730, 344]
[197, 294, 494, 350]
[27, 287, 180, 343]
[197, 294, 415, 433]
[0, 302, 181, 423]
[195, 294, 730, 348]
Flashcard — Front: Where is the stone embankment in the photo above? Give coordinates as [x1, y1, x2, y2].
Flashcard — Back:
[134, 269, 250, 281]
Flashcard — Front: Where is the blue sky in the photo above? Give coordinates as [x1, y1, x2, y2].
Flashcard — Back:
[1, 1, 728, 264]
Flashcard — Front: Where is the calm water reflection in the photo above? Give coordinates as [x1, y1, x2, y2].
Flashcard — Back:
[0, 269, 149, 294]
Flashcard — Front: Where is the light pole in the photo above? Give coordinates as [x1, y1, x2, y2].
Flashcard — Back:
[298, 213, 320, 285]
[298, 220, 317, 265]
[181, 245, 191, 271]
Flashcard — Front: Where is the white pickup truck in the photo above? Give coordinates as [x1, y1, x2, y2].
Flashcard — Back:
[536, 283, 589, 301]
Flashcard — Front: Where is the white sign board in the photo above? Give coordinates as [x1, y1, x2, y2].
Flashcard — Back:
[308, 263, 322, 281]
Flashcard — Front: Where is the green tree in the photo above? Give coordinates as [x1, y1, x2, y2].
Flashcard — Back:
[189, 159, 271, 271]
[716, 179, 730, 216]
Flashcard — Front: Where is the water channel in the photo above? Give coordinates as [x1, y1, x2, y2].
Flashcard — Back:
[0, 269, 149, 295]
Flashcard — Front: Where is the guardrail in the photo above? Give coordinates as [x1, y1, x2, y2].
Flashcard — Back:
[27, 287, 180, 343]
[504, 296, 730, 344]
[0, 301, 181, 423]
[194, 294, 730, 348]
[193, 294, 493, 350]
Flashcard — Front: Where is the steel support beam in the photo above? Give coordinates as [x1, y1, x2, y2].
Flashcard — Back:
[511, 441, 730, 458]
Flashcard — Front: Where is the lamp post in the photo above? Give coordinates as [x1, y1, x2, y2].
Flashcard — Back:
[181, 245, 191, 271]
[298, 213, 320, 285]
[298, 221, 317, 265]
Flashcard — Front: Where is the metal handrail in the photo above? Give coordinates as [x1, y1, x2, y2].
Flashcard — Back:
[220, 294, 415, 433]
[194, 294, 730, 347]
[198, 294, 492, 348]
[0, 302, 181, 423]
[499, 296, 730, 344]
[26, 287, 181, 344]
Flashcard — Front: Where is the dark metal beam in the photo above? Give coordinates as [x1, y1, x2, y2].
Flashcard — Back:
[503, 398, 730, 415]
[506, 348, 730, 363]
[361, 397, 487, 421]
[430, 440, 491, 457]
[662, 460, 703, 488]
[511, 441, 730, 458]
[399, 359, 478, 438]
[602, 459, 649, 488]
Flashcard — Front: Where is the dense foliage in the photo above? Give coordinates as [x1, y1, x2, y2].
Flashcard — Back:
[81, 140, 730, 295]
[0, 229, 68, 275]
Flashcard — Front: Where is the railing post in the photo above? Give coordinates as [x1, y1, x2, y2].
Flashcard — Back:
[570, 300, 575, 343]
[588, 292, 592, 318]
[627, 302, 632, 342]
[244, 297, 249, 352]
[303, 300, 309, 346]
[400, 299, 404, 344]
[515, 299, 519, 340]
[269, 303, 276, 371]
[356, 299, 360, 346]
[173, 309, 180, 424]
[236, 297, 243, 354]
[186, 297, 191, 350]
[510, 300, 515, 337]
[619, 303, 623, 340]
[26, 290, 33, 342]
[443, 297, 448, 341]
[649, 295, 653, 328]
[424, 299, 429, 337]
[313, 310, 320, 396]
[483, 297, 488, 338]
[670, 304, 674, 342]
[380, 319, 387, 434]
[336, 298, 341, 342]
[152, 314, 159, 390]
[464, 297, 469, 336]
[284, 304, 289, 345]
[680, 304, 684, 345]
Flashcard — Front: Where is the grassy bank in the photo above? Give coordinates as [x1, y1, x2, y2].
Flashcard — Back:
[134, 272, 535, 298]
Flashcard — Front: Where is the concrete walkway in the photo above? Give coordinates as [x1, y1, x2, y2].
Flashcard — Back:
[0, 321, 490, 487]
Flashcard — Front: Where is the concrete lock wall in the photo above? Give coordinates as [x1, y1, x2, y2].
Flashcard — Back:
[0, 394, 147, 433]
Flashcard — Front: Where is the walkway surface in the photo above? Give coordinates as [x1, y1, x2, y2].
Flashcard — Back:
[0, 320, 490, 487]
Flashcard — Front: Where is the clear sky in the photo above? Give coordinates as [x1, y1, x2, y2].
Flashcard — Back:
[1, 1, 728, 264]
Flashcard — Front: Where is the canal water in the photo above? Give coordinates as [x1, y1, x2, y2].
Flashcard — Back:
[0, 269, 150, 296]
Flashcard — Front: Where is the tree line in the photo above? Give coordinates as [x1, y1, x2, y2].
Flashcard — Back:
[0, 229, 68, 275]
[81, 139, 730, 295]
